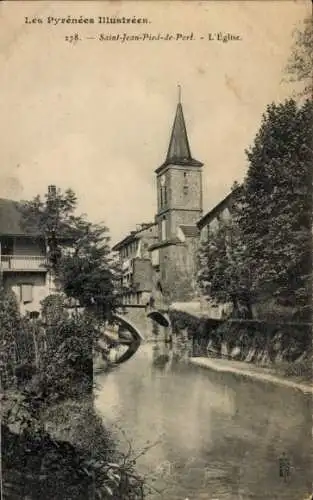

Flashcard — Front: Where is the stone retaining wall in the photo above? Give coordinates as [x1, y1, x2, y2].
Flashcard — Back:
[168, 308, 311, 367]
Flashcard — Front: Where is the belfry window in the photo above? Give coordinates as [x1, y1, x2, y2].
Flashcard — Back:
[160, 175, 167, 209]
[160, 186, 167, 208]
[183, 171, 188, 195]
[161, 217, 166, 241]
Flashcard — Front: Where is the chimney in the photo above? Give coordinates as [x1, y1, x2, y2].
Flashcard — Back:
[48, 185, 56, 196]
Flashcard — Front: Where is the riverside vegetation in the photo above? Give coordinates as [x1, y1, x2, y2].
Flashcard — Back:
[1, 290, 150, 499]
[169, 310, 312, 385]
[0, 183, 152, 499]
[195, 18, 312, 382]
[195, 98, 312, 383]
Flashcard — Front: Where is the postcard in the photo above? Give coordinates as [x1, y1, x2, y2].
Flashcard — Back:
[0, 1, 312, 499]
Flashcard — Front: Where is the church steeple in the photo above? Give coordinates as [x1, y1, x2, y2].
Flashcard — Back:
[166, 101, 192, 162]
[156, 87, 203, 173]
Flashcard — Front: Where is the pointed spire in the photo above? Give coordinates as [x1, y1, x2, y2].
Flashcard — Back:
[166, 99, 192, 162]
[156, 87, 203, 172]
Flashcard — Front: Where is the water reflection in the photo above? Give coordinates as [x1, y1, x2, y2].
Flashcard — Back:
[95, 343, 312, 499]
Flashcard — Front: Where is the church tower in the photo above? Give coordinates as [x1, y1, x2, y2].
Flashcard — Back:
[151, 89, 204, 303]
[155, 89, 203, 243]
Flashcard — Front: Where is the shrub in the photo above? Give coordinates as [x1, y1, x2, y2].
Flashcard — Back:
[0, 287, 22, 386]
[41, 294, 70, 325]
[2, 421, 146, 500]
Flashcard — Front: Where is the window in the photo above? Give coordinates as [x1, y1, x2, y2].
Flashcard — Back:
[159, 175, 168, 209]
[161, 217, 166, 241]
[29, 311, 40, 320]
[20, 284, 33, 304]
[160, 186, 167, 208]
[1, 237, 14, 255]
[183, 171, 188, 195]
[164, 186, 167, 205]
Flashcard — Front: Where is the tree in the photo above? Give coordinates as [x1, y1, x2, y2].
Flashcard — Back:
[197, 185, 252, 318]
[239, 99, 312, 316]
[198, 99, 313, 319]
[55, 221, 119, 316]
[0, 287, 21, 386]
[20, 186, 119, 318]
[286, 16, 313, 98]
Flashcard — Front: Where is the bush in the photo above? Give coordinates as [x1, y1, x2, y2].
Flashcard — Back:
[41, 294, 70, 325]
[169, 310, 201, 337]
[1, 292, 148, 499]
[2, 421, 145, 500]
[0, 287, 22, 386]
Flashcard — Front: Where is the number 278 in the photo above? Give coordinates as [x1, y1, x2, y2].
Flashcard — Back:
[65, 34, 80, 44]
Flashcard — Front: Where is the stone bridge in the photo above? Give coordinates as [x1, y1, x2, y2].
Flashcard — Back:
[119, 305, 170, 342]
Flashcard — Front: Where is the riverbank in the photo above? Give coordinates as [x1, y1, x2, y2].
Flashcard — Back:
[190, 357, 313, 393]
[95, 342, 312, 500]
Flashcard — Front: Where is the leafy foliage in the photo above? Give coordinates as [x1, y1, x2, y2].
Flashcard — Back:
[198, 99, 313, 319]
[2, 417, 146, 500]
[41, 293, 70, 324]
[0, 287, 21, 386]
[198, 205, 252, 317]
[286, 16, 313, 98]
[238, 99, 312, 314]
[2, 187, 146, 499]
[1, 307, 147, 499]
[57, 224, 118, 315]
[0, 285, 21, 330]
[20, 186, 120, 317]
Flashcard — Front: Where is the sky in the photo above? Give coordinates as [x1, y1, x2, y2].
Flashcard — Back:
[0, 0, 309, 244]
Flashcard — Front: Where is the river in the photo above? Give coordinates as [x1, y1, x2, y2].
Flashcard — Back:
[94, 341, 312, 500]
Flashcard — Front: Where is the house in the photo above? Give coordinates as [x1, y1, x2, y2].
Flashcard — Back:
[196, 189, 240, 317]
[0, 197, 53, 316]
[197, 189, 239, 242]
[112, 222, 158, 305]
[149, 94, 203, 303]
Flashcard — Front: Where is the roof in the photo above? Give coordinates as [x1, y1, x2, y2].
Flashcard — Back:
[197, 189, 240, 230]
[0, 197, 76, 241]
[0, 198, 40, 237]
[112, 222, 157, 251]
[155, 102, 203, 173]
[179, 224, 200, 238]
[149, 237, 184, 251]
[112, 233, 139, 252]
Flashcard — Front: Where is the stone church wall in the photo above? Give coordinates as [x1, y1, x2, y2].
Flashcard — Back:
[159, 240, 199, 303]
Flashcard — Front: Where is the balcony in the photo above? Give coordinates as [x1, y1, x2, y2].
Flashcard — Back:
[122, 259, 134, 272]
[0, 255, 48, 272]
